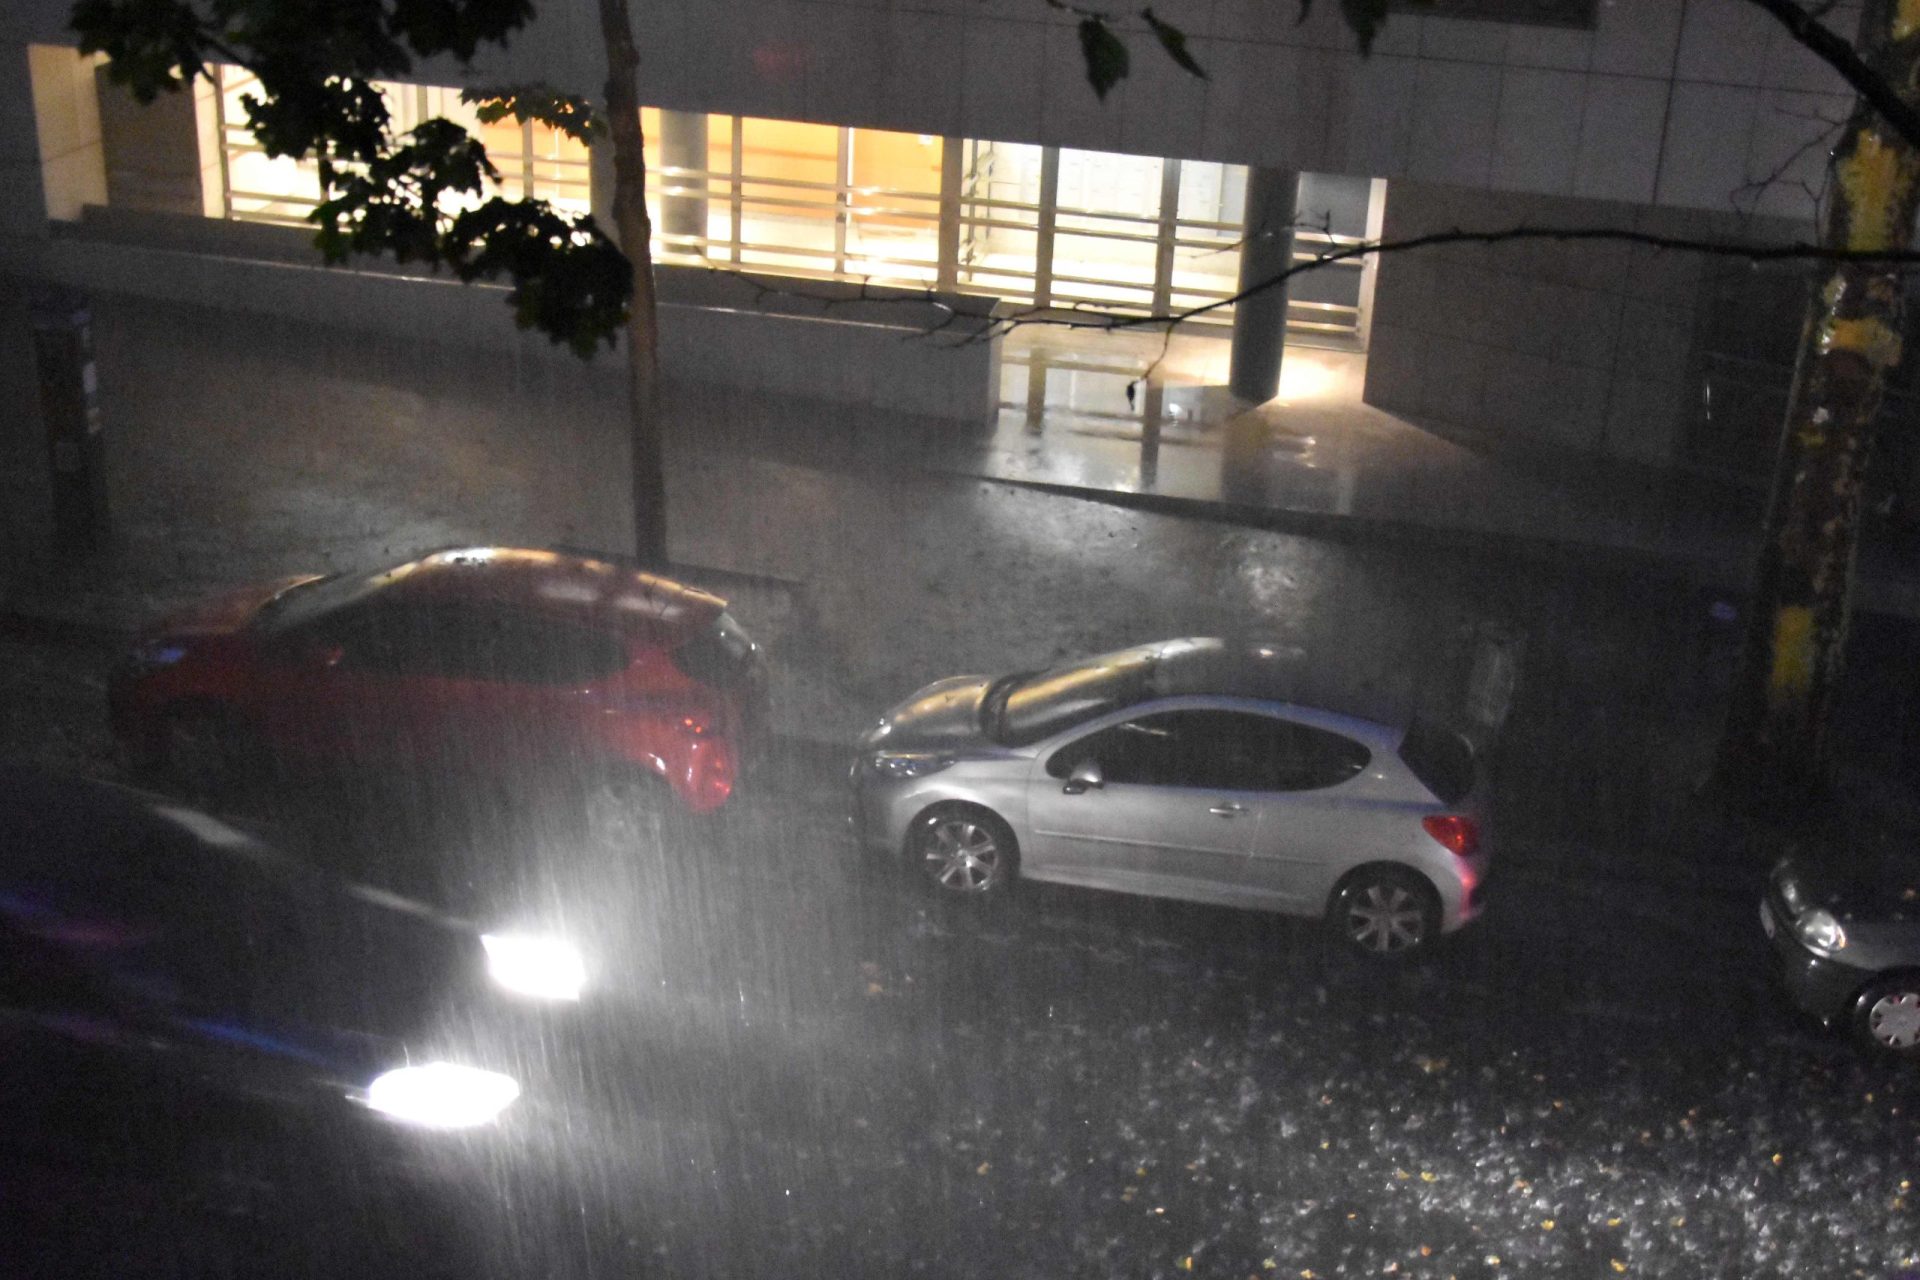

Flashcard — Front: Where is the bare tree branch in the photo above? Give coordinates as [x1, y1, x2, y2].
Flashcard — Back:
[676, 224, 1920, 347]
[1730, 0, 1919, 148]
[1730, 107, 1846, 221]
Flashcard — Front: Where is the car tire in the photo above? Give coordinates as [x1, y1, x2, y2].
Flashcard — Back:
[909, 805, 1019, 897]
[580, 771, 671, 854]
[152, 702, 259, 803]
[1850, 972, 1920, 1057]
[1327, 865, 1440, 960]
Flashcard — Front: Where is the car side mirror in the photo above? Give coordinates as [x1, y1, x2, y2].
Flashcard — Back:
[1062, 759, 1104, 795]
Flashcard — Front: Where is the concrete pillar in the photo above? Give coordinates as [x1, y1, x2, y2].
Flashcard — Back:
[1228, 166, 1298, 404]
[588, 133, 615, 244]
[96, 62, 200, 216]
[18, 45, 102, 229]
[657, 110, 708, 256]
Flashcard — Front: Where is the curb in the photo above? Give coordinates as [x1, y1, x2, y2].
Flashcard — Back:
[961, 473, 1751, 589]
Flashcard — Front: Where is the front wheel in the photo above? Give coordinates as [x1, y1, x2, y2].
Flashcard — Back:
[1851, 973, 1920, 1057]
[1328, 866, 1439, 959]
[909, 807, 1018, 897]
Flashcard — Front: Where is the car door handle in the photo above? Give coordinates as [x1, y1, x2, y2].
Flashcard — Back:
[1208, 803, 1246, 818]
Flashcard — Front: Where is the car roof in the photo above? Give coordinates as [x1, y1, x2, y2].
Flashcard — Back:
[391, 547, 729, 638]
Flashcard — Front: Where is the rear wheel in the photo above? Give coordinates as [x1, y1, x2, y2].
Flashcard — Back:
[1328, 865, 1439, 959]
[1851, 973, 1920, 1057]
[910, 806, 1018, 897]
[580, 772, 671, 853]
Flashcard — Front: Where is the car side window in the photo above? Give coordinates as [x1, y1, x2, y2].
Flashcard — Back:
[1047, 710, 1370, 792]
[486, 615, 629, 686]
[300, 601, 438, 675]
[1046, 711, 1258, 788]
[1047, 716, 1184, 786]
[1268, 720, 1372, 791]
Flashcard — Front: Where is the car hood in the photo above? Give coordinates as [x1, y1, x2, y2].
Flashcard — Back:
[143, 575, 324, 639]
[1793, 851, 1920, 922]
[862, 674, 997, 750]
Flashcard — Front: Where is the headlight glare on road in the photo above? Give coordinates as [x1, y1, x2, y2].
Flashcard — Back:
[131, 641, 189, 669]
[871, 752, 956, 779]
[482, 932, 587, 1002]
[366, 1063, 520, 1129]
[1792, 908, 1847, 953]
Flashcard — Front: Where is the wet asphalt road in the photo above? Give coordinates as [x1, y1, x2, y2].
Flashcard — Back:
[3, 293, 1919, 1276]
[4, 641, 1918, 1280]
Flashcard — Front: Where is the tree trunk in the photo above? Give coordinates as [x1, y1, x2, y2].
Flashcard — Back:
[595, 0, 669, 568]
[1717, 0, 1920, 811]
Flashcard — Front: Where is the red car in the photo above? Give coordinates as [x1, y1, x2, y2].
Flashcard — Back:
[108, 548, 767, 817]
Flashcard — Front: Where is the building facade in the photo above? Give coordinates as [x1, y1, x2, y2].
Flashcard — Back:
[0, 0, 1875, 469]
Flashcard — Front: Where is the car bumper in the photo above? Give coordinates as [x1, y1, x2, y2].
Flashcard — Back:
[847, 757, 895, 855]
[1762, 893, 1871, 1023]
[1453, 862, 1490, 929]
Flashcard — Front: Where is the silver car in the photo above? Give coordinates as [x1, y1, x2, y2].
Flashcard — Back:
[851, 638, 1489, 957]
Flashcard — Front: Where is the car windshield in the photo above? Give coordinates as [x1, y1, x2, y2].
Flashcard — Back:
[253, 566, 391, 631]
[671, 611, 759, 689]
[987, 645, 1166, 746]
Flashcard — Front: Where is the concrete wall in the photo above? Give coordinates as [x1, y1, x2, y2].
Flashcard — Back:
[3, 0, 1861, 238]
[0, 209, 1001, 425]
[22, 44, 101, 225]
[1361, 180, 1783, 466]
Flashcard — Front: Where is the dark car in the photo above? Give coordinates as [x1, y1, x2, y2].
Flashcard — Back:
[1762, 852, 1920, 1056]
[107, 546, 768, 820]
[0, 764, 583, 1131]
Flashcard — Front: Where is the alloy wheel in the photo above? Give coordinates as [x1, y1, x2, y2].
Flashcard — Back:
[1867, 989, 1920, 1051]
[1344, 881, 1428, 955]
[922, 818, 1003, 893]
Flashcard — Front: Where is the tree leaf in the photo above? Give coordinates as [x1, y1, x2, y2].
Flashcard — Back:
[1078, 16, 1130, 100]
[463, 83, 603, 142]
[1141, 9, 1206, 80]
[1339, 0, 1391, 54]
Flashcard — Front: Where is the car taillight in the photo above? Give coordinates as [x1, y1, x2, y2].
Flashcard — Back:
[1422, 814, 1479, 858]
[688, 738, 734, 809]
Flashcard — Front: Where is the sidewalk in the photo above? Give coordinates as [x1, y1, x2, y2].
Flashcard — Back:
[927, 327, 1920, 614]
[10, 288, 1917, 622]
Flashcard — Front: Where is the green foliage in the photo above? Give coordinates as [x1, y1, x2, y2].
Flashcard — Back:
[464, 85, 603, 144]
[1077, 16, 1130, 101]
[70, 0, 629, 356]
[1337, 0, 1393, 55]
[69, 0, 205, 100]
[1081, 0, 1396, 96]
[448, 202, 633, 358]
[1142, 8, 1206, 81]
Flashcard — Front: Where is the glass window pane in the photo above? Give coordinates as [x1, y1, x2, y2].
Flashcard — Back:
[845, 130, 941, 286]
[731, 116, 840, 272]
[1055, 148, 1161, 217]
